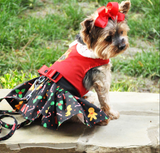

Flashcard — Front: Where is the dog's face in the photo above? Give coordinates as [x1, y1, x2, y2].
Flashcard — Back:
[80, 1, 131, 59]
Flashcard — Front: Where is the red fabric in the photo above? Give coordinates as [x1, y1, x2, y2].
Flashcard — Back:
[50, 44, 109, 97]
[94, 2, 125, 28]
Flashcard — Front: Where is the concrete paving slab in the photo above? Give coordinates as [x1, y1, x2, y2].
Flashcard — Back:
[84, 115, 158, 149]
[0, 89, 159, 153]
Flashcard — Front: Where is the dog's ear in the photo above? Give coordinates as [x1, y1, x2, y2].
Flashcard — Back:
[80, 18, 95, 49]
[80, 18, 94, 34]
[119, 0, 131, 14]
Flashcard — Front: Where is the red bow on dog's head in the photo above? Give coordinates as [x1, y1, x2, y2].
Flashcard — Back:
[94, 2, 125, 28]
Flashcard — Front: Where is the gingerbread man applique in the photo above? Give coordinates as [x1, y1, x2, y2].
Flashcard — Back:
[15, 101, 23, 111]
[65, 105, 72, 116]
[87, 107, 97, 121]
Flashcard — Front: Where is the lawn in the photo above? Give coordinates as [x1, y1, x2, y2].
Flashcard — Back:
[0, 0, 159, 92]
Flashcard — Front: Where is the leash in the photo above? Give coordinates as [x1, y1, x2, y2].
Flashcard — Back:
[0, 110, 32, 141]
[0, 76, 46, 141]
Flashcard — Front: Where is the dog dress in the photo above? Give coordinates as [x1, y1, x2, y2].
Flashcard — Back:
[0, 42, 109, 141]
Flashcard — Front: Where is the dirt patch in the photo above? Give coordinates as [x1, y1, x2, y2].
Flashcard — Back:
[23, 1, 55, 18]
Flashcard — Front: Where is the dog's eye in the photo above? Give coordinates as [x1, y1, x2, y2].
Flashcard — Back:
[105, 35, 112, 42]
[121, 31, 123, 34]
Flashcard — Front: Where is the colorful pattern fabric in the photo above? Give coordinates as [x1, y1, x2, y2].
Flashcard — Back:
[0, 76, 109, 141]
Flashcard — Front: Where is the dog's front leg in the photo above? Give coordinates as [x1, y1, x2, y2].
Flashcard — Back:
[93, 71, 119, 125]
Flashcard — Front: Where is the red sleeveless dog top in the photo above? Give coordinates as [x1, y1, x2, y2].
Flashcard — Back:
[50, 44, 109, 97]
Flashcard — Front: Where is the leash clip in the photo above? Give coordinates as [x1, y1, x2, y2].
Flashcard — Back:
[25, 76, 46, 101]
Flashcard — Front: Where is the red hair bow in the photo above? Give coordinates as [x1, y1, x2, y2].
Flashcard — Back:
[94, 2, 125, 28]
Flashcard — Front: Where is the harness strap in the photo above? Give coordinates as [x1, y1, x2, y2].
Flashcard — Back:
[38, 65, 62, 83]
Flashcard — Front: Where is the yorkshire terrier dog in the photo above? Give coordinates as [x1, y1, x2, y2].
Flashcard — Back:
[0, 1, 131, 141]
[71, 0, 131, 125]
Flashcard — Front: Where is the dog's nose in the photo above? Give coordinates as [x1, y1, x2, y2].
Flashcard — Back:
[118, 38, 126, 50]
[119, 43, 126, 50]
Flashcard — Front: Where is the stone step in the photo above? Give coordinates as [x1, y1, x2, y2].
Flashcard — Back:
[0, 89, 159, 153]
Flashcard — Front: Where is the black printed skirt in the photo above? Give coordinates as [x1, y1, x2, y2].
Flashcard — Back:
[0, 76, 108, 140]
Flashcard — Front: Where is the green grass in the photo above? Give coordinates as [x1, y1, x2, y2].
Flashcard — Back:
[0, 0, 159, 92]
[112, 50, 160, 79]
[0, 70, 37, 89]
[111, 72, 159, 93]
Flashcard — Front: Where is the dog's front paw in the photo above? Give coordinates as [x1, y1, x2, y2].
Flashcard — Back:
[97, 118, 110, 126]
[109, 109, 120, 120]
